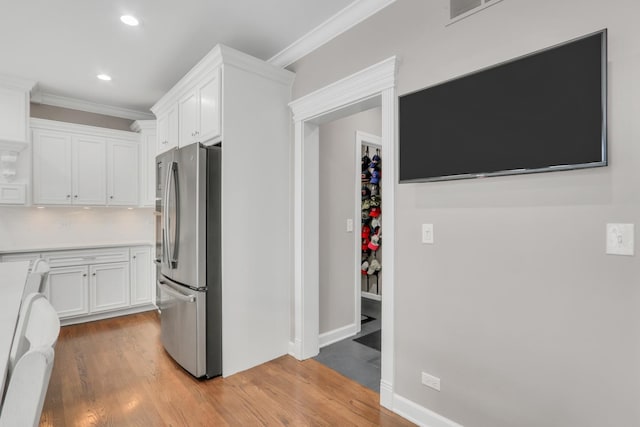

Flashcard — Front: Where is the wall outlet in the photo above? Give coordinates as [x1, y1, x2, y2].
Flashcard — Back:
[422, 224, 434, 244]
[346, 218, 354, 232]
[421, 371, 441, 391]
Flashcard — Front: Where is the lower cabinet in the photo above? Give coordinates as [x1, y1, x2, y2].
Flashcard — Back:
[1, 245, 155, 325]
[90, 262, 130, 313]
[46, 266, 90, 318]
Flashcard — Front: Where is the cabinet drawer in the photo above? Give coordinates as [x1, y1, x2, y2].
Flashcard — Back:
[45, 248, 129, 267]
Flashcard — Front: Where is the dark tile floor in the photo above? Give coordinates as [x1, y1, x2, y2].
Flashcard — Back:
[314, 297, 381, 392]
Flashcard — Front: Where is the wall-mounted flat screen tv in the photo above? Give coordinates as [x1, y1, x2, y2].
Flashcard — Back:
[399, 30, 607, 183]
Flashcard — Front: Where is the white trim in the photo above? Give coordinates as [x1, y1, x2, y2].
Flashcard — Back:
[152, 44, 295, 116]
[288, 341, 297, 357]
[0, 75, 36, 92]
[269, 0, 396, 68]
[290, 56, 398, 408]
[289, 56, 396, 122]
[30, 118, 139, 142]
[59, 304, 156, 327]
[319, 323, 358, 348]
[392, 393, 464, 427]
[130, 120, 157, 133]
[361, 291, 382, 301]
[31, 91, 154, 120]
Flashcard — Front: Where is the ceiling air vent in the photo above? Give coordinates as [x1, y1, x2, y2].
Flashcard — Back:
[449, 0, 504, 22]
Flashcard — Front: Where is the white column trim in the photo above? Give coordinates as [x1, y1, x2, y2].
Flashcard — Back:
[290, 56, 398, 407]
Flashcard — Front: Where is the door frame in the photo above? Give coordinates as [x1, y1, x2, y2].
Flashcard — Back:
[289, 56, 397, 408]
[356, 131, 383, 309]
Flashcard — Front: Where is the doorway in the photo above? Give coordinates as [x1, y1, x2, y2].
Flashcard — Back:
[289, 56, 397, 407]
[313, 109, 383, 391]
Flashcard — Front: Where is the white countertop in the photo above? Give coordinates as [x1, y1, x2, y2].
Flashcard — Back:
[0, 261, 29, 401]
[0, 242, 154, 255]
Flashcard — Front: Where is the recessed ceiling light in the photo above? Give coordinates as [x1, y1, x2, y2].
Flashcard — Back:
[97, 74, 112, 81]
[36, 206, 45, 209]
[120, 15, 139, 26]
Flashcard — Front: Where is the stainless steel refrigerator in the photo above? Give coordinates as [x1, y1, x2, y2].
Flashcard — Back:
[155, 143, 221, 378]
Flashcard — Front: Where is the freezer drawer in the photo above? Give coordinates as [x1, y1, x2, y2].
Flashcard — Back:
[158, 277, 206, 377]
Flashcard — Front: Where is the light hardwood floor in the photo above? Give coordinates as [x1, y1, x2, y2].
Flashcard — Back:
[40, 311, 414, 426]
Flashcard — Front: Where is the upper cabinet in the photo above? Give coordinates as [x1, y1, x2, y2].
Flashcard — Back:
[156, 106, 178, 155]
[178, 70, 221, 147]
[0, 76, 35, 145]
[131, 120, 157, 207]
[32, 119, 140, 206]
[0, 76, 36, 205]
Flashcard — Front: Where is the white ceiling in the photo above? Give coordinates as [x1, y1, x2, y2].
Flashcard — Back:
[0, 0, 355, 116]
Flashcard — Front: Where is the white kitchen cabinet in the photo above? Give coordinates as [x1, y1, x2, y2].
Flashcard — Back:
[72, 135, 106, 205]
[33, 131, 106, 205]
[46, 265, 90, 318]
[3, 245, 155, 325]
[0, 77, 34, 144]
[157, 106, 178, 154]
[197, 71, 221, 143]
[32, 129, 72, 205]
[177, 68, 221, 147]
[90, 262, 130, 313]
[31, 119, 141, 206]
[130, 246, 152, 306]
[131, 120, 157, 207]
[106, 139, 139, 206]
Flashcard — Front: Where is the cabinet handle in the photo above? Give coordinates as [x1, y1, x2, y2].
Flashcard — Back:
[195, 131, 199, 136]
[83, 274, 87, 277]
[110, 196, 114, 199]
[74, 195, 78, 198]
[132, 255, 136, 259]
[92, 273, 96, 276]
[66, 194, 71, 198]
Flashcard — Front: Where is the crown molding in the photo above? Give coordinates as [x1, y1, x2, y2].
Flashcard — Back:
[0, 75, 36, 92]
[30, 91, 155, 121]
[30, 118, 139, 141]
[268, 0, 396, 68]
[289, 56, 397, 122]
[151, 44, 295, 116]
[130, 120, 156, 133]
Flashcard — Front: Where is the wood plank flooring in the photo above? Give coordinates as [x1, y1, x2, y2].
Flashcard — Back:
[40, 311, 414, 426]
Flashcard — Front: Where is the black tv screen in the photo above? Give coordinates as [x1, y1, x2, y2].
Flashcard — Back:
[399, 30, 607, 183]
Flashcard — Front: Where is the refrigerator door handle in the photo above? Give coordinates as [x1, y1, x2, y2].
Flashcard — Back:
[169, 161, 180, 269]
[158, 281, 195, 303]
[164, 162, 172, 269]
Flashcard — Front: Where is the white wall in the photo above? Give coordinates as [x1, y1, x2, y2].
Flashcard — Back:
[318, 107, 381, 335]
[289, 0, 640, 426]
[0, 207, 154, 251]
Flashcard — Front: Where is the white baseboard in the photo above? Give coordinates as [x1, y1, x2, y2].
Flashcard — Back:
[319, 323, 358, 348]
[288, 341, 297, 357]
[60, 304, 156, 327]
[392, 393, 464, 427]
[380, 379, 394, 409]
[362, 291, 382, 301]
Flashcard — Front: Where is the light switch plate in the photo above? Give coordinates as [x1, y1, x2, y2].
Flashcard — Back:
[346, 218, 354, 232]
[422, 224, 434, 244]
[606, 223, 634, 256]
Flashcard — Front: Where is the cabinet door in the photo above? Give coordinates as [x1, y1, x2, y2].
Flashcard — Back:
[32, 129, 73, 205]
[45, 266, 89, 318]
[90, 262, 130, 313]
[139, 132, 156, 207]
[168, 106, 179, 149]
[157, 112, 170, 154]
[198, 69, 221, 143]
[179, 90, 198, 147]
[130, 247, 152, 306]
[72, 135, 106, 205]
[107, 139, 139, 206]
[0, 86, 28, 143]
